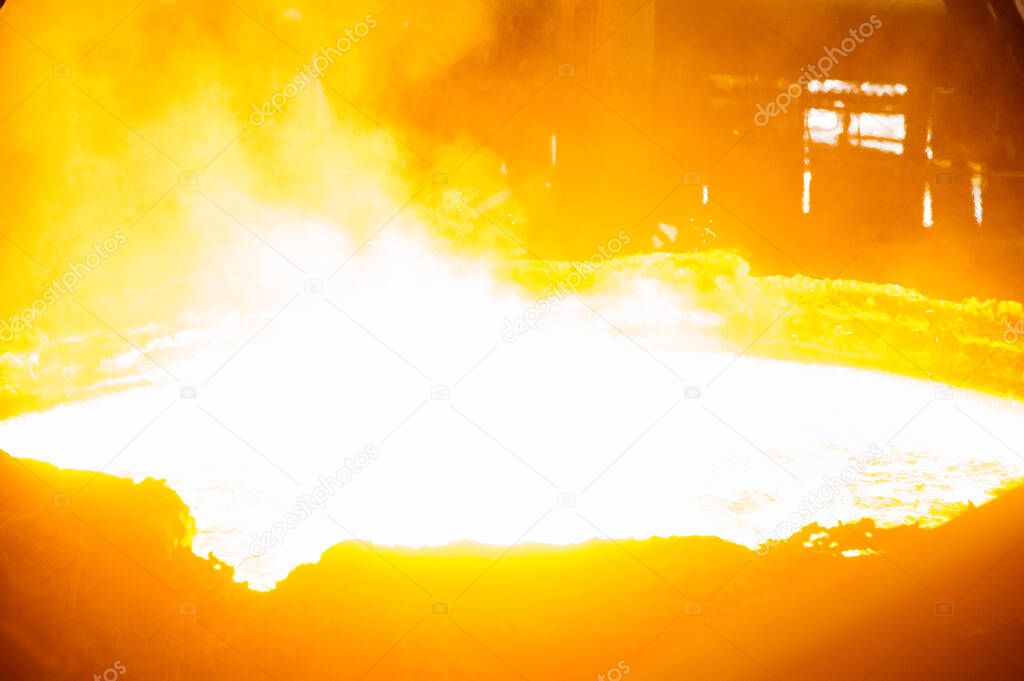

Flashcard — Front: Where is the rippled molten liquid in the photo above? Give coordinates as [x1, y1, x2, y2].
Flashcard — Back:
[1, 225, 1021, 589]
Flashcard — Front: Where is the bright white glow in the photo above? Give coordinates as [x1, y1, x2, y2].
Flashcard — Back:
[701, 184, 709, 206]
[807, 108, 840, 129]
[807, 108, 842, 146]
[804, 83, 909, 152]
[0, 223, 1021, 589]
[807, 80, 908, 97]
[802, 170, 812, 215]
[858, 113, 905, 141]
[858, 138, 904, 155]
[971, 172, 984, 225]
[923, 182, 934, 228]
[847, 112, 906, 155]
[859, 81, 908, 97]
[807, 79, 855, 95]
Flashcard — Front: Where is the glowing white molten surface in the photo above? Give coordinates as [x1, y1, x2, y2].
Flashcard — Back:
[1, 227, 1021, 589]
